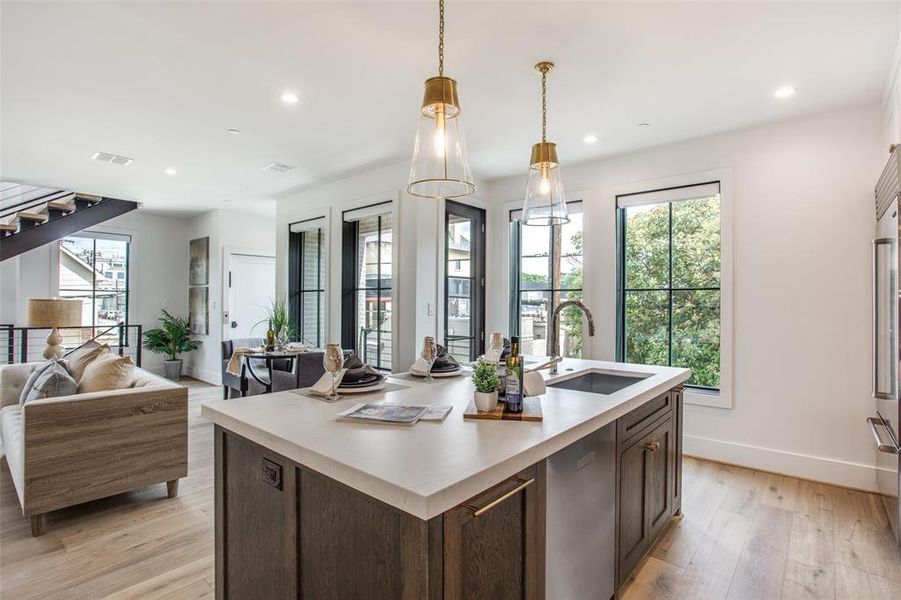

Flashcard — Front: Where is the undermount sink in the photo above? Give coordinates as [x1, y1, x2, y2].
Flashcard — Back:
[548, 371, 649, 395]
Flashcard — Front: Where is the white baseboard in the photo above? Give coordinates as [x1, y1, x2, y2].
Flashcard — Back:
[184, 365, 221, 386]
[684, 434, 880, 492]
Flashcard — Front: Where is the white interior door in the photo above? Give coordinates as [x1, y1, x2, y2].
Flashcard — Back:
[227, 254, 276, 340]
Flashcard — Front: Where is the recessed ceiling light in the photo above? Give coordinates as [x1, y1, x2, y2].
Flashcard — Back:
[227, 128, 241, 135]
[638, 122, 650, 128]
[164, 168, 177, 175]
[280, 92, 299, 104]
[583, 134, 599, 144]
[773, 86, 796, 99]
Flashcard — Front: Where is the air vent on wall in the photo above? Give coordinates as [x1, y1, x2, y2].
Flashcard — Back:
[91, 151, 134, 166]
[262, 162, 295, 172]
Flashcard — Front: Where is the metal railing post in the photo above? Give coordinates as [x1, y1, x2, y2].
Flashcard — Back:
[136, 324, 143, 367]
[20, 329, 28, 363]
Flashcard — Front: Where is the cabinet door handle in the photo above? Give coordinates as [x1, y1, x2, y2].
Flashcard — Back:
[644, 441, 660, 452]
[467, 477, 534, 518]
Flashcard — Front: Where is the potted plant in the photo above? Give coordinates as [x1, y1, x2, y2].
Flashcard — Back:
[255, 296, 293, 351]
[142, 310, 201, 380]
[472, 359, 500, 412]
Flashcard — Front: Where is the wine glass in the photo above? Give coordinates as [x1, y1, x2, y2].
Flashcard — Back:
[421, 336, 438, 382]
[489, 332, 504, 362]
[323, 344, 344, 401]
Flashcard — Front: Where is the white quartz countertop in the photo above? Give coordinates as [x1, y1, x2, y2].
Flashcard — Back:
[201, 358, 690, 520]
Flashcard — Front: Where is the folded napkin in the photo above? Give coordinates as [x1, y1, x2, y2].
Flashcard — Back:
[341, 355, 383, 384]
[226, 346, 262, 377]
[310, 369, 347, 396]
[523, 370, 546, 397]
[410, 345, 460, 375]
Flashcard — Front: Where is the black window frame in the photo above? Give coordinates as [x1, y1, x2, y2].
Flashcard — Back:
[57, 232, 131, 342]
[444, 200, 486, 361]
[508, 200, 584, 341]
[288, 217, 325, 348]
[341, 202, 393, 371]
[615, 181, 722, 392]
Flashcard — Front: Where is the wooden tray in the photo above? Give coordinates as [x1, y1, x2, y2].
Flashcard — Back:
[463, 397, 542, 422]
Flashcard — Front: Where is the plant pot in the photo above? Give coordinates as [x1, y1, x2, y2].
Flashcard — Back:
[163, 359, 183, 381]
[474, 390, 498, 412]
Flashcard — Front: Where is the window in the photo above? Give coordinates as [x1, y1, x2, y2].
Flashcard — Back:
[58, 233, 130, 345]
[342, 203, 393, 371]
[445, 201, 486, 361]
[288, 217, 326, 347]
[509, 201, 583, 357]
[616, 182, 721, 390]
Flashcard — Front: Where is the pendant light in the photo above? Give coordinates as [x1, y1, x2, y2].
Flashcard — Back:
[522, 62, 569, 226]
[407, 0, 476, 199]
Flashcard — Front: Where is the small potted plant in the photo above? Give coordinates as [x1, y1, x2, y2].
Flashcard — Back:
[256, 296, 293, 351]
[472, 359, 500, 412]
[142, 310, 201, 380]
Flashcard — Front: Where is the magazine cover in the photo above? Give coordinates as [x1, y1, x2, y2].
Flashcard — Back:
[338, 403, 428, 425]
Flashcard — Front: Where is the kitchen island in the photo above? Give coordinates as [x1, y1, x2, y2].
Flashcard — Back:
[201, 358, 690, 600]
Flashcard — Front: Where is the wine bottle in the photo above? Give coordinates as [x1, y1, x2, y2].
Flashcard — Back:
[266, 320, 276, 352]
[505, 336, 523, 413]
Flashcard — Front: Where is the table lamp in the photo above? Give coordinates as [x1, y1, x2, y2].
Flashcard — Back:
[27, 298, 82, 359]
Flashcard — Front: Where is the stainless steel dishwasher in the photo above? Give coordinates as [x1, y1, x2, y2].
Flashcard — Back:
[546, 422, 616, 600]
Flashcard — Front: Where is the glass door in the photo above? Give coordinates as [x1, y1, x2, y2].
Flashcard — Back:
[445, 201, 485, 361]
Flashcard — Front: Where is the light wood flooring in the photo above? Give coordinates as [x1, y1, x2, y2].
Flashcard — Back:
[1, 380, 899, 599]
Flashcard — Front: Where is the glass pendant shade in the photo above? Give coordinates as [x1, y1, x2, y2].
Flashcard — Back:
[522, 142, 569, 226]
[408, 76, 476, 199]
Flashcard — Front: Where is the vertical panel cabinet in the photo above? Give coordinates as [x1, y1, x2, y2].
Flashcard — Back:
[615, 388, 683, 589]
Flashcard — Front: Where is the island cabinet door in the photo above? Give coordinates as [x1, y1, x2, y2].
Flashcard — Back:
[441, 462, 546, 600]
[616, 414, 675, 584]
[215, 427, 298, 600]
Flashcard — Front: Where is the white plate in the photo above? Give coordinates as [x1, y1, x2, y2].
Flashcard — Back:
[410, 368, 463, 378]
[338, 380, 387, 394]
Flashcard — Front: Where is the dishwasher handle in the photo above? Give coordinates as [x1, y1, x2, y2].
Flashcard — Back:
[867, 416, 900, 454]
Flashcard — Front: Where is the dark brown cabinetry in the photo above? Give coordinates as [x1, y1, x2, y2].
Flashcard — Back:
[615, 388, 683, 590]
[215, 426, 545, 600]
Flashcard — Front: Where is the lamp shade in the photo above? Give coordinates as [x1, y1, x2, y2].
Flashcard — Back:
[407, 76, 476, 199]
[522, 142, 569, 226]
[27, 298, 82, 328]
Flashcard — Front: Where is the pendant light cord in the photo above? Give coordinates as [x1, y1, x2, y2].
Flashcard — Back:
[438, 0, 445, 77]
[541, 69, 547, 143]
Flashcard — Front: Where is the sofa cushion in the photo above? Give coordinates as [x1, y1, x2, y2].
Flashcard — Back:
[1, 404, 24, 506]
[24, 360, 77, 403]
[18, 359, 59, 404]
[67, 341, 111, 382]
[78, 354, 135, 393]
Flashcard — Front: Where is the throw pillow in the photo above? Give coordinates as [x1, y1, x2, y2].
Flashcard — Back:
[19, 358, 62, 404]
[24, 360, 77, 403]
[66, 341, 111, 382]
[78, 354, 135, 393]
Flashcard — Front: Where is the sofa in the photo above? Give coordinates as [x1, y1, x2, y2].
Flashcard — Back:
[0, 362, 188, 536]
[221, 338, 347, 398]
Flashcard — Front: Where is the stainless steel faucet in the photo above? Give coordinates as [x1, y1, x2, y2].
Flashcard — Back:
[549, 300, 596, 374]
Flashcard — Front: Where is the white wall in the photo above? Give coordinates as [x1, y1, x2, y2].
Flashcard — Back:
[182, 210, 275, 384]
[487, 105, 884, 491]
[275, 161, 489, 371]
[0, 210, 189, 375]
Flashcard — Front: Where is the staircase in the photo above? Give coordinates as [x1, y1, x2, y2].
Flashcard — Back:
[0, 182, 139, 261]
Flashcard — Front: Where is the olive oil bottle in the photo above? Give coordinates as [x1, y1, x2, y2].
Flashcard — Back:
[505, 336, 523, 413]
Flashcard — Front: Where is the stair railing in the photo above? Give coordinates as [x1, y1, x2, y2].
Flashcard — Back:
[0, 190, 70, 220]
[1, 323, 142, 366]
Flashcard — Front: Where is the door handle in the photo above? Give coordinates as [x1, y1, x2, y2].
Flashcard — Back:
[466, 477, 534, 518]
[644, 441, 660, 452]
[868, 416, 900, 454]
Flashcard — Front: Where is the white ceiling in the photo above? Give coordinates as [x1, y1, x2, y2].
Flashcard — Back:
[2, 1, 899, 216]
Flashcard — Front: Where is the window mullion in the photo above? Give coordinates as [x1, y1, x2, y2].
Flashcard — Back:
[667, 202, 674, 368]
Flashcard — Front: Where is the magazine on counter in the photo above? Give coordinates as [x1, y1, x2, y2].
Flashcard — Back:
[338, 403, 428, 425]
[420, 405, 453, 421]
